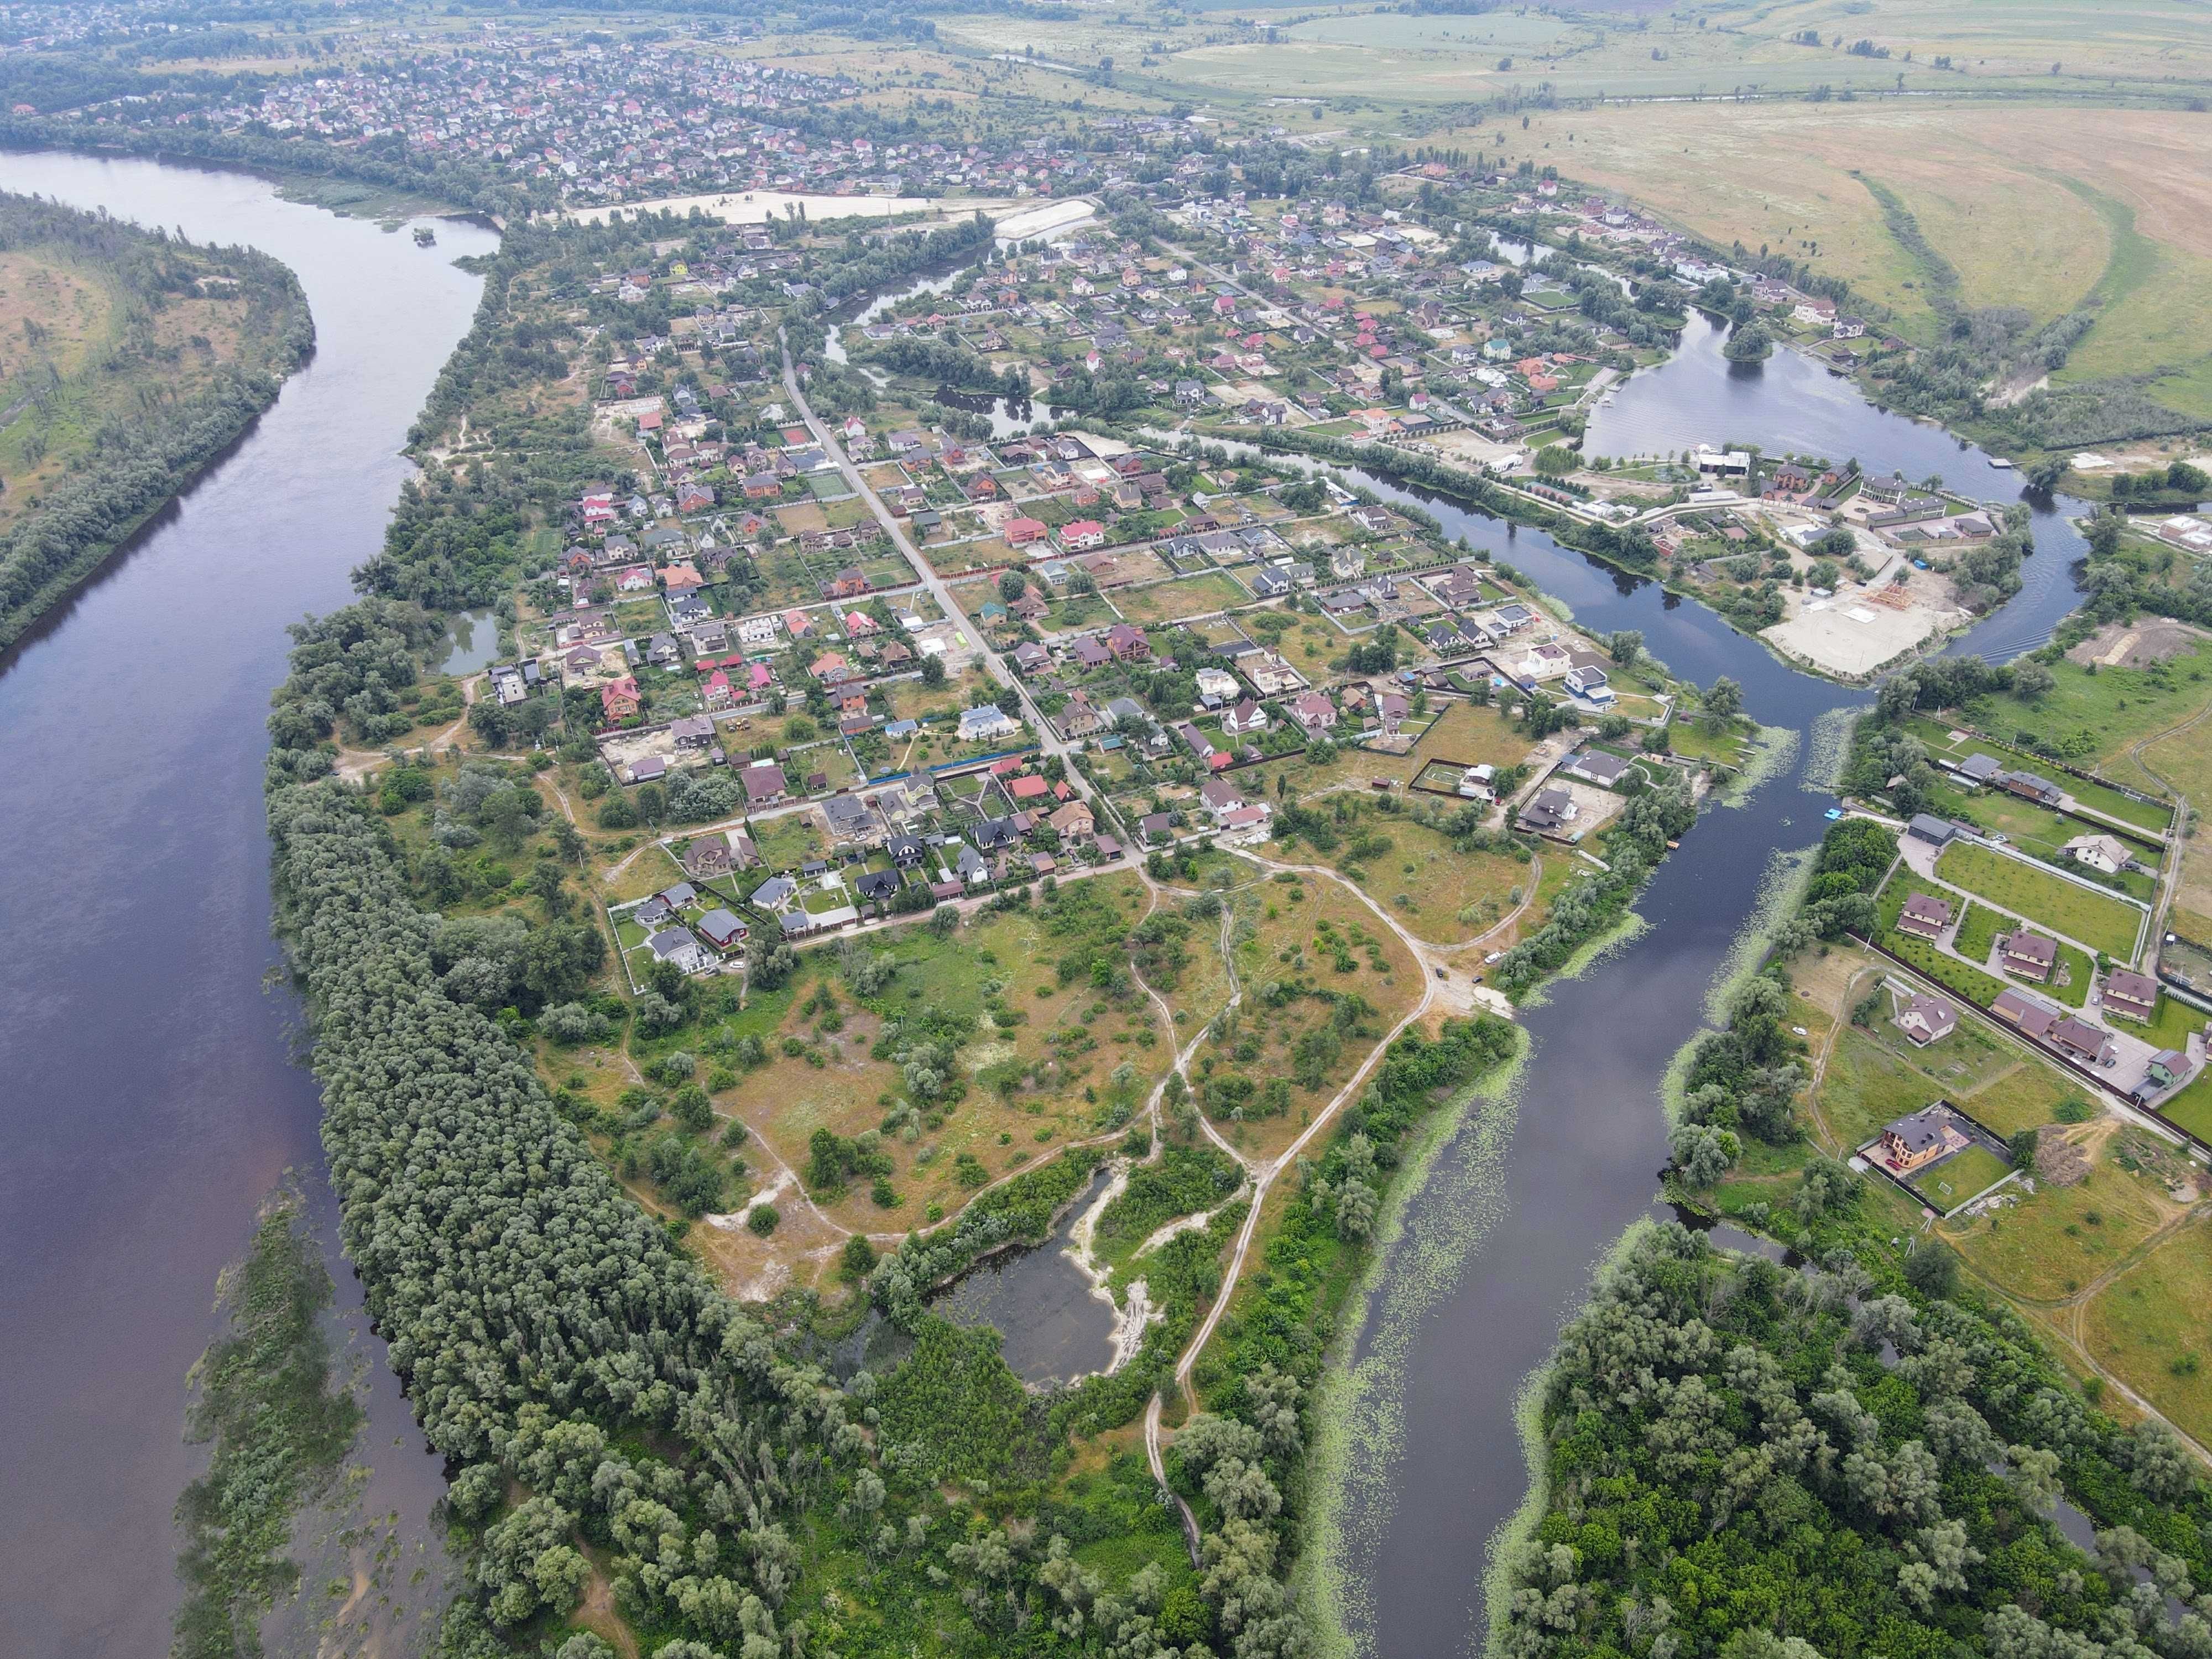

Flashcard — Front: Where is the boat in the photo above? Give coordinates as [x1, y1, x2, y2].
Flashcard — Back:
[414, 226, 436, 247]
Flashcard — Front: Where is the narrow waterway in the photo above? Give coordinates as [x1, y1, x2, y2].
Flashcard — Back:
[0, 151, 494, 1659]
[1327, 326, 2093, 1656]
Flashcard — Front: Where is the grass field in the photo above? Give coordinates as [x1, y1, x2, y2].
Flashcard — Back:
[2081, 1218, 2212, 1448]
[1945, 1128, 2172, 1302]
[1111, 572, 1251, 626]
[1934, 842, 2145, 961]
[1909, 1144, 2012, 1214]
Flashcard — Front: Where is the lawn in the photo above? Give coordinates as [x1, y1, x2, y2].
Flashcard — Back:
[2153, 1067, 2212, 1145]
[1111, 572, 1252, 626]
[1907, 1144, 2012, 1215]
[1934, 841, 2145, 961]
[1953, 901, 2007, 968]
[2082, 1216, 2212, 1449]
[1955, 1061, 2079, 1140]
[1945, 641, 2212, 778]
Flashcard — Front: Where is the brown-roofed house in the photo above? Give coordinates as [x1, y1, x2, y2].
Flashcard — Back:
[2001, 930, 2058, 982]
[1897, 892, 1952, 941]
[2102, 968, 2159, 1021]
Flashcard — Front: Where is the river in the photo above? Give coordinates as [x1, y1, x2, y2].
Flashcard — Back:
[1322, 320, 2095, 1656]
[0, 151, 495, 1659]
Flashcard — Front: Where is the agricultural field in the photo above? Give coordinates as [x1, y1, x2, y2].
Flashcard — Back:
[1934, 841, 2146, 960]
[1452, 98, 2212, 418]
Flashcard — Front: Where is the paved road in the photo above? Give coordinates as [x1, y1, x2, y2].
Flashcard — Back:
[777, 330, 1117, 830]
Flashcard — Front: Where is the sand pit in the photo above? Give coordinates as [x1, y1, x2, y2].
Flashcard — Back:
[1761, 584, 1960, 678]
[2066, 618, 2203, 669]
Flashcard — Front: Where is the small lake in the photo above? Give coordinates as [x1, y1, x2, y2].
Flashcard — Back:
[436, 607, 504, 675]
[934, 1168, 1120, 1386]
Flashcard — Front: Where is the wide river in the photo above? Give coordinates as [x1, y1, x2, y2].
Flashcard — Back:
[0, 152, 495, 1658]
[0, 161, 2091, 1659]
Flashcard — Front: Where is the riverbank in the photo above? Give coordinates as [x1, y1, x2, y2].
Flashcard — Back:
[0, 189, 315, 650]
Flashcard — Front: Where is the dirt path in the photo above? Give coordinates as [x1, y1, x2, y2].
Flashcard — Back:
[1144, 851, 1447, 1509]
[332, 672, 482, 782]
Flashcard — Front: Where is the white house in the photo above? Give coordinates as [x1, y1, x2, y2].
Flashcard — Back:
[958, 704, 1022, 743]
[2063, 833, 2130, 875]
[1563, 665, 1615, 705]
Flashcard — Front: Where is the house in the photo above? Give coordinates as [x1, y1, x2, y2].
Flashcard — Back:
[646, 926, 713, 976]
[1139, 811, 1176, 846]
[1005, 517, 1048, 547]
[1288, 691, 1338, 735]
[1250, 566, 1293, 599]
[1561, 751, 1631, 789]
[1957, 753, 2002, 786]
[1199, 778, 1247, 820]
[1458, 764, 1496, 802]
[1048, 800, 1095, 839]
[1517, 787, 1579, 836]
[1563, 665, 1615, 705]
[1991, 988, 2062, 1041]
[823, 794, 875, 841]
[1222, 698, 1268, 736]
[959, 705, 1022, 743]
[628, 755, 667, 784]
[1896, 891, 1954, 941]
[828, 567, 872, 599]
[681, 837, 735, 879]
[955, 844, 992, 885]
[2063, 833, 2130, 875]
[888, 832, 927, 868]
[750, 874, 799, 911]
[2000, 930, 2059, 982]
[697, 909, 748, 951]
[1195, 666, 1241, 706]
[2102, 967, 2159, 1021]
[600, 676, 642, 722]
[1060, 519, 1107, 551]
[1876, 1107, 1961, 1173]
[2135, 1050, 2197, 1104]
[1008, 774, 1051, 803]
[1905, 813, 1957, 848]
[739, 760, 789, 806]
[1219, 804, 1273, 842]
[671, 714, 714, 750]
[1072, 637, 1112, 670]
[1996, 769, 2065, 808]
[973, 816, 1021, 852]
[1246, 653, 1304, 695]
[2050, 1017, 2115, 1067]
[1896, 994, 1958, 1047]
[1105, 624, 1151, 662]
[855, 869, 902, 902]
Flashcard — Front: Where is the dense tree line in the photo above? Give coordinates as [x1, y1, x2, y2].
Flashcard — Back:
[0, 191, 314, 645]
[1495, 774, 1698, 993]
[1500, 1222, 2211, 1659]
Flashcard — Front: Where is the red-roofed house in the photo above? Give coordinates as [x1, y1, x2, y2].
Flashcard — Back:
[600, 676, 641, 722]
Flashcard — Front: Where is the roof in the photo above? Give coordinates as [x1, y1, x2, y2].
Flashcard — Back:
[2005, 931, 2058, 967]
[646, 926, 702, 961]
[1902, 893, 1952, 926]
[1883, 1106, 1950, 1154]
[2105, 967, 2159, 1004]
[1907, 813, 1955, 842]
[1565, 750, 1631, 785]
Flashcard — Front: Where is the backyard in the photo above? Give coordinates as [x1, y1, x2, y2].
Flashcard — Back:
[1934, 841, 2145, 961]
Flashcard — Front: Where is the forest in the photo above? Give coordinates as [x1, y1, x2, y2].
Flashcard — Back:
[0, 190, 313, 646]
[1499, 1223, 2212, 1659]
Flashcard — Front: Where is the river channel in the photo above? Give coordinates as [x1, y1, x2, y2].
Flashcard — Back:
[0, 151, 494, 1659]
[1324, 321, 2094, 1656]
